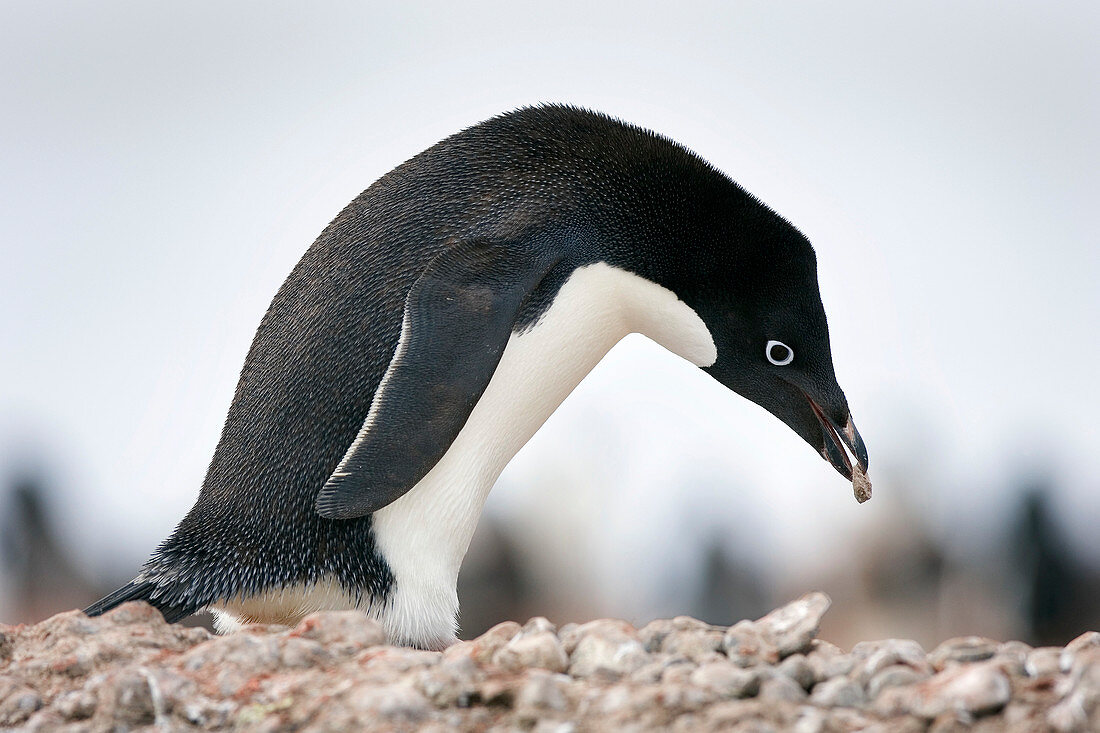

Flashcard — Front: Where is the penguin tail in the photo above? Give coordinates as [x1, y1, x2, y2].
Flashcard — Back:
[83, 580, 200, 624]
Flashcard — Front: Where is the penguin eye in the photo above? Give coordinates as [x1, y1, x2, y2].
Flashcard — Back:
[766, 340, 794, 366]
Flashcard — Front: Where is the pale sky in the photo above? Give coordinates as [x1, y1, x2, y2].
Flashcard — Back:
[2, 1, 1097, 613]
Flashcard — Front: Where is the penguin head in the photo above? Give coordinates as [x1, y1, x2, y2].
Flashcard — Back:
[687, 224, 869, 481]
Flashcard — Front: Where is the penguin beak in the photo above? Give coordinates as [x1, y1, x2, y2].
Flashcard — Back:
[807, 399, 868, 481]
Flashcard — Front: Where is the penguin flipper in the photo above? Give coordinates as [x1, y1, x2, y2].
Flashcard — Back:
[315, 237, 564, 519]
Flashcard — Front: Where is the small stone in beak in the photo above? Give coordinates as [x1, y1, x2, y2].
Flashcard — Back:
[852, 464, 872, 504]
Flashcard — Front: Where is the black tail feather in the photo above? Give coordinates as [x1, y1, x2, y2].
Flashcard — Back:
[83, 580, 201, 624]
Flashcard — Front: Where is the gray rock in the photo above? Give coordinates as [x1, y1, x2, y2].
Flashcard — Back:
[462, 620, 522, 664]
[899, 662, 1012, 718]
[1065, 631, 1100, 655]
[179, 632, 284, 675]
[110, 670, 156, 726]
[101, 602, 170, 627]
[661, 629, 726, 662]
[568, 622, 648, 678]
[929, 637, 999, 669]
[867, 665, 927, 699]
[1025, 647, 1067, 677]
[777, 653, 815, 690]
[997, 640, 1032, 676]
[810, 676, 866, 708]
[759, 674, 808, 702]
[792, 706, 828, 733]
[290, 610, 387, 651]
[515, 670, 569, 716]
[662, 661, 696, 685]
[0, 683, 42, 727]
[521, 616, 556, 635]
[853, 639, 931, 686]
[628, 660, 667, 684]
[346, 681, 432, 723]
[806, 640, 854, 682]
[754, 591, 831, 658]
[181, 698, 236, 728]
[493, 631, 568, 673]
[723, 620, 779, 667]
[280, 637, 331, 668]
[639, 618, 677, 653]
[54, 689, 97, 720]
[417, 656, 480, 707]
[689, 662, 761, 698]
[1047, 647, 1100, 732]
[561, 619, 637, 653]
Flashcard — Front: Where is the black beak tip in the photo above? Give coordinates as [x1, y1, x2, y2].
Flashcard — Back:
[821, 434, 853, 481]
[808, 397, 868, 484]
[845, 416, 869, 472]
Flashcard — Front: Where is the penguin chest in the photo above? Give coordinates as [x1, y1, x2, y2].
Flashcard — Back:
[368, 261, 715, 648]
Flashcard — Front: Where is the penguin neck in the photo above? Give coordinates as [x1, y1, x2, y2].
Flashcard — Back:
[367, 261, 716, 648]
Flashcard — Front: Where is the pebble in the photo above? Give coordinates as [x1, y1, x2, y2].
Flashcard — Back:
[515, 670, 569, 715]
[929, 636, 999, 669]
[346, 681, 432, 723]
[493, 631, 568, 673]
[724, 620, 779, 667]
[806, 640, 854, 681]
[866, 664, 927, 699]
[290, 611, 386, 651]
[0, 594, 1096, 730]
[568, 624, 648, 678]
[810, 677, 866, 708]
[905, 662, 1012, 718]
[661, 629, 725, 662]
[755, 592, 831, 658]
[1025, 647, 1067, 677]
[689, 662, 761, 698]
[777, 653, 815, 690]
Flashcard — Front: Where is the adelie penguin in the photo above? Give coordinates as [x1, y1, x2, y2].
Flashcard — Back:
[85, 105, 871, 650]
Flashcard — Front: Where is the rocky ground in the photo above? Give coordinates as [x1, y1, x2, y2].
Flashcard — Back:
[1, 593, 1098, 731]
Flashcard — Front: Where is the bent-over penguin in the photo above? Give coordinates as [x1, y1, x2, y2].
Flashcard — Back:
[85, 105, 871, 650]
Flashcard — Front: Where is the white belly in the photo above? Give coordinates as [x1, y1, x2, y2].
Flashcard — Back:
[370, 262, 716, 648]
[212, 262, 716, 647]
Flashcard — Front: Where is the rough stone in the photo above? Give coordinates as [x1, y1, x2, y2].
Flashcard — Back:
[492, 631, 568, 673]
[754, 592, 831, 658]
[1025, 647, 1067, 677]
[346, 680, 432, 724]
[810, 676, 866, 708]
[0, 596, 1096, 730]
[853, 638, 932, 686]
[515, 670, 569, 717]
[1065, 631, 1100, 655]
[806, 640, 854, 681]
[900, 662, 1012, 719]
[758, 673, 808, 703]
[689, 662, 761, 698]
[660, 628, 725, 662]
[777, 653, 815, 690]
[463, 620, 522, 664]
[929, 637, 1000, 669]
[866, 664, 927, 699]
[290, 611, 386, 651]
[723, 620, 779, 667]
[568, 622, 647, 678]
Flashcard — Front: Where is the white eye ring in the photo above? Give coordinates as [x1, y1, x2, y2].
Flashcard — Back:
[766, 340, 794, 366]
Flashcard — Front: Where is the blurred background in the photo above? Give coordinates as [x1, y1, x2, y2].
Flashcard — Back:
[1, 1, 1097, 649]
